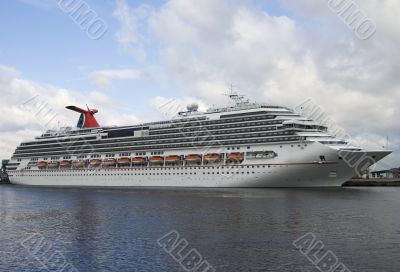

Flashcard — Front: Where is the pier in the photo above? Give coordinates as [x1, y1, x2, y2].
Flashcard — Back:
[1, 160, 10, 184]
[0, 173, 9, 184]
[343, 178, 400, 187]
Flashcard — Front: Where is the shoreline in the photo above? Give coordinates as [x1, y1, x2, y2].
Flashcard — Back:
[343, 178, 400, 187]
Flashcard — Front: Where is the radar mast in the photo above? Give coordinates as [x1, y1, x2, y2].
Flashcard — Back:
[224, 84, 250, 105]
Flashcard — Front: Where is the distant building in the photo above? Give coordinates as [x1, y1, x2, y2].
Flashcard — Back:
[1, 160, 8, 173]
[1, 160, 10, 183]
[370, 168, 400, 178]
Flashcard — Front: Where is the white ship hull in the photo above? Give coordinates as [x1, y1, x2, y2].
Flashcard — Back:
[8, 163, 347, 187]
[8, 143, 390, 187]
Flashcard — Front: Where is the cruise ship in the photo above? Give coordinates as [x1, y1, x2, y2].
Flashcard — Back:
[6, 94, 391, 187]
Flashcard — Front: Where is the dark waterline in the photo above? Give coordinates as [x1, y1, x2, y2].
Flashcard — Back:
[1, 184, 399, 271]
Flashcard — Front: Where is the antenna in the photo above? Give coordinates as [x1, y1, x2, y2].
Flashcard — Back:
[229, 83, 234, 93]
[386, 136, 389, 150]
[223, 84, 249, 105]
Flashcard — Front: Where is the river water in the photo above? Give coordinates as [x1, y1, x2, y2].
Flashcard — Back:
[0, 185, 399, 271]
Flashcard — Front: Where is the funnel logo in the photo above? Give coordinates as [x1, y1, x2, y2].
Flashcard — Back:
[66, 105, 100, 129]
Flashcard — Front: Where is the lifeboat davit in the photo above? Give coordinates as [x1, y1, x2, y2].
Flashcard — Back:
[204, 153, 221, 162]
[47, 161, 59, 168]
[117, 157, 131, 166]
[149, 156, 164, 164]
[102, 159, 116, 167]
[165, 155, 180, 163]
[132, 157, 146, 164]
[89, 159, 102, 167]
[72, 160, 86, 168]
[36, 161, 47, 169]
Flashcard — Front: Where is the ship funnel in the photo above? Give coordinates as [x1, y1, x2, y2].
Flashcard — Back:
[66, 106, 100, 129]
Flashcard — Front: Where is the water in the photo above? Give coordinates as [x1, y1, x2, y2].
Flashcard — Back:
[0, 185, 399, 272]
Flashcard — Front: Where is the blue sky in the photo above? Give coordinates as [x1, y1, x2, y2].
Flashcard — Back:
[0, 1, 185, 119]
[0, 1, 287, 84]
[0, 0, 297, 120]
[0, 0, 399, 168]
[1, 0, 159, 117]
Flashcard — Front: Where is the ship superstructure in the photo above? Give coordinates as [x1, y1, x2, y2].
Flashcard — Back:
[6, 94, 391, 187]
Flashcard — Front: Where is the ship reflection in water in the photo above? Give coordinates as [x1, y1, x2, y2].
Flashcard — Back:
[1, 185, 400, 271]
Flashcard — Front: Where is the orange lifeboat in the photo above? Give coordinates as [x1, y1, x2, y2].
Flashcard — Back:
[227, 153, 243, 160]
[89, 159, 102, 167]
[102, 159, 116, 167]
[185, 154, 202, 162]
[149, 156, 164, 164]
[227, 153, 243, 164]
[204, 153, 221, 162]
[36, 161, 47, 169]
[165, 155, 180, 163]
[72, 160, 86, 168]
[47, 161, 59, 168]
[117, 157, 131, 166]
[60, 160, 72, 168]
[132, 157, 146, 164]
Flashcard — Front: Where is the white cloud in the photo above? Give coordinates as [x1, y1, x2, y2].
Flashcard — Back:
[90, 69, 145, 89]
[114, 0, 400, 168]
[113, 0, 151, 61]
[0, 129, 43, 162]
[0, 65, 140, 159]
[88, 91, 113, 105]
[0, 66, 78, 159]
[150, 96, 208, 119]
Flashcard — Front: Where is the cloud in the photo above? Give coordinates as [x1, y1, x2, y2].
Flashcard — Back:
[0, 66, 78, 159]
[150, 96, 208, 119]
[90, 69, 145, 89]
[114, 0, 400, 168]
[113, 0, 152, 62]
[0, 65, 140, 159]
[88, 91, 113, 105]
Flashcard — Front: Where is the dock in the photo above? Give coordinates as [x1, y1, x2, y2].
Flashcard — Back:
[0, 173, 10, 184]
[343, 178, 400, 187]
[1, 159, 10, 184]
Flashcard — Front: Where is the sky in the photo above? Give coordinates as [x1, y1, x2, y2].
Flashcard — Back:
[0, 0, 399, 170]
